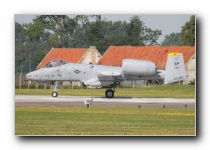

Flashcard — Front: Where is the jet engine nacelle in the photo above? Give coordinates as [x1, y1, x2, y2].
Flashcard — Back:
[122, 59, 156, 76]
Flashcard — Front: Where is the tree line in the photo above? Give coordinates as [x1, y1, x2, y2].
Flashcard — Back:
[15, 15, 195, 75]
[161, 15, 195, 46]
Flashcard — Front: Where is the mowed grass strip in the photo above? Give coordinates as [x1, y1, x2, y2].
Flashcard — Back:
[15, 106, 195, 135]
[15, 85, 195, 98]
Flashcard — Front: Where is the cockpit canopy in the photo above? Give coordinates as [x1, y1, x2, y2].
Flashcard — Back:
[44, 60, 70, 68]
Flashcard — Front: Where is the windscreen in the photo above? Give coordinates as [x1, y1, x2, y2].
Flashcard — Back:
[44, 60, 70, 68]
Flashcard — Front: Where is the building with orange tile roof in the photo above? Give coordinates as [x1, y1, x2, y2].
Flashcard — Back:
[98, 46, 195, 84]
[99, 46, 195, 68]
[37, 46, 101, 69]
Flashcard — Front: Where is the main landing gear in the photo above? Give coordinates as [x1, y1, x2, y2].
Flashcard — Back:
[105, 89, 115, 98]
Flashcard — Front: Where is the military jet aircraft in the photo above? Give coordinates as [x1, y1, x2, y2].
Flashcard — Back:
[26, 53, 187, 98]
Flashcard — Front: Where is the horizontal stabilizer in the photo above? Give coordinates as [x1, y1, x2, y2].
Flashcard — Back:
[165, 53, 187, 84]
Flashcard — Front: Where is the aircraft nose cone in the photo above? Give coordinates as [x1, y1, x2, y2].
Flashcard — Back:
[26, 72, 32, 80]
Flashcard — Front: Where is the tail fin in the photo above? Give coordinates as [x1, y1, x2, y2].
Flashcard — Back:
[164, 53, 187, 84]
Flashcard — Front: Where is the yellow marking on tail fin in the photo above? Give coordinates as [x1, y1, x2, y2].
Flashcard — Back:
[168, 53, 179, 56]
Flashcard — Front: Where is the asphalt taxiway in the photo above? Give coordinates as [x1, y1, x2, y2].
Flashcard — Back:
[15, 95, 195, 108]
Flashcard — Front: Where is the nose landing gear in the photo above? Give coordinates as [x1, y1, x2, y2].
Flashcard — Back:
[51, 81, 59, 97]
[52, 91, 58, 97]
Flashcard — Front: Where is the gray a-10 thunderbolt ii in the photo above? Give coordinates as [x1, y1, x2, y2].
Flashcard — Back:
[26, 53, 187, 98]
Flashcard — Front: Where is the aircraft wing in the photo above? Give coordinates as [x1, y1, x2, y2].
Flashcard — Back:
[83, 70, 123, 88]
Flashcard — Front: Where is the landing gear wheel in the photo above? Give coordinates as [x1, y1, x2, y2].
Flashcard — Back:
[52, 91, 58, 97]
[105, 90, 114, 98]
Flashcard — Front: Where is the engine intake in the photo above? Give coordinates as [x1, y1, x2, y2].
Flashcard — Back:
[122, 59, 156, 76]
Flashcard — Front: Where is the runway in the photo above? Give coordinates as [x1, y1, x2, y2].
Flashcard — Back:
[15, 95, 195, 108]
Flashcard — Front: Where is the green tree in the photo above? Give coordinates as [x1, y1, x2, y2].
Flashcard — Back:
[15, 41, 51, 74]
[15, 22, 52, 74]
[181, 15, 195, 46]
[125, 16, 144, 45]
[24, 17, 49, 43]
[83, 15, 162, 53]
[161, 32, 181, 46]
[125, 16, 161, 46]
[85, 16, 105, 44]
[15, 22, 26, 45]
[70, 24, 89, 48]
[104, 21, 127, 46]
[24, 15, 78, 47]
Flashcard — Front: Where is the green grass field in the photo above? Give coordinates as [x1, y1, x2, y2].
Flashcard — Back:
[15, 106, 195, 135]
[15, 85, 195, 98]
[15, 85, 195, 135]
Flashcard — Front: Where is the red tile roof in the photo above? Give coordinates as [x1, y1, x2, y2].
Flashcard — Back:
[98, 46, 195, 69]
[37, 48, 87, 69]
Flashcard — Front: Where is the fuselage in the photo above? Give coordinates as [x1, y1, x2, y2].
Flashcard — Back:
[26, 62, 165, 86]
[26, 63, 122, 81]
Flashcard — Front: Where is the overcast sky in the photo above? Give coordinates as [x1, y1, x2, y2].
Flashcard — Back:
[15, 14, 192, 44]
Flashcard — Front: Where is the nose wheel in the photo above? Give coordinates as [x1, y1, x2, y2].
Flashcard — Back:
[51, 81, 59, 97]
[105, 89, 114, 98]
[52, 91, 58, 97]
